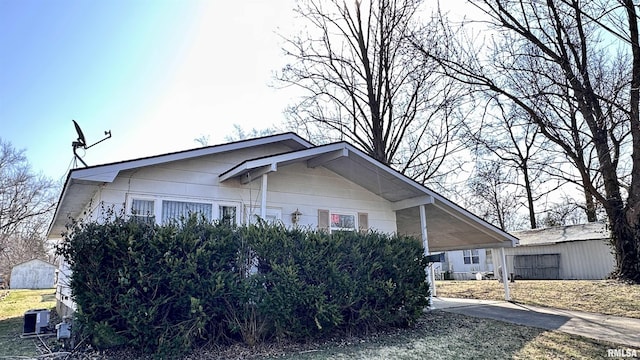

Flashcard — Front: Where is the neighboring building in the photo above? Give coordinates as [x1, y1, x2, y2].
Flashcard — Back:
[435, 249, 494, 280]
[48, 133, 518, 315]
[10, 259, 56, 289]
[491, 222, 615, 280]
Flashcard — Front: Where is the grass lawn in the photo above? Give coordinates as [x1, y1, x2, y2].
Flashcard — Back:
[434, 279, 640, 318]
[0, 289, 56, 358]
[0, 287, 628, 359]
[203, 312, 616, 360]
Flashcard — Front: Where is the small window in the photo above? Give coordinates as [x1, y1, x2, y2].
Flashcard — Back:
[131, 199, 155, 222]
[330, 213, 356, 231]
[485, 249, 493, 264]
[463, 249, 480, 264]
[162, 200, 212, 224]
[219, 205, 237, 226]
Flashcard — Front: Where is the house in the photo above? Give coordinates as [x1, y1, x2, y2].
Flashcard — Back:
[10, 259, 56, 289]
[47, 132, 518, 315]
[435, 249, 495, 280]
[491, 222, 615, 280]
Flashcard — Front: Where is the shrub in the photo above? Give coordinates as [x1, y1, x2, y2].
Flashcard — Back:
[57, 212, 429, 357]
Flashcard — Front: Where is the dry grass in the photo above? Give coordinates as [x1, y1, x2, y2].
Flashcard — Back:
[0, 288, 625, 359]
[435, 280, 640, 318]
[0, 289, 56, 358]
[234, 312, 615, 360]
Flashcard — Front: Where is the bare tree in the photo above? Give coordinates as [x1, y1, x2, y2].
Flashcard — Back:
[466, 161, 526, 231]
[466, 100, 561, 229]
[423, 0, 640, 282]
[0, 139, 56, 278]
[278, 0, 466, 183]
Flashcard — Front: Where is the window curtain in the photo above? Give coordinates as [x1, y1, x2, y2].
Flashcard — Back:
[162, 200, 212, 223]
[131, 199, 154, 216]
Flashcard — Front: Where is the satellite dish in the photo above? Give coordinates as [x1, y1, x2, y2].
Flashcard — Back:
[71, 120, 112, 168]
[72, 120, 86, 148]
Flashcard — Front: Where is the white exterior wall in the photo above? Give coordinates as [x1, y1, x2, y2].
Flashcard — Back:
[88, 150, 396, 232]
[10, 260, 56, 289]
[492, 240, 615, 280]
[56, 144, 399, 313]
[437, 249, 494, 280]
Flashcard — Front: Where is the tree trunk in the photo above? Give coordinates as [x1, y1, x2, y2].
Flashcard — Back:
[522, 166, 537, 229]
[608, 207, 640, 283]
[584, 191, 597, 223]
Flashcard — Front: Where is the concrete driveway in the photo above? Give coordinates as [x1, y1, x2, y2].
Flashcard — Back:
[431, 297, 640, 348]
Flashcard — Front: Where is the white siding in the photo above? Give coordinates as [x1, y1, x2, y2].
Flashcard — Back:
[87, 154, 397, 232]
[492, 240, 615, 280]
[438, 250, 494, 280]
[55, 142, 400, 315]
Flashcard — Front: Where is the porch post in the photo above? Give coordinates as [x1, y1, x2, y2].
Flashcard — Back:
[500, 247, 510, 301]
[261, 173, 268, 219]
[419, 205, 434, 305]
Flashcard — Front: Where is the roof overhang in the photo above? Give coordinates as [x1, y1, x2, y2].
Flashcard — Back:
[47, 133, 313, 238]
[48, 133, 518, 252]
[220, 142, 519, 251]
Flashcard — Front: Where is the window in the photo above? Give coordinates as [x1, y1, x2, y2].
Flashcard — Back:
[131, 199, 155, 223]
[162, 200, 212, 224]
[463, 249, 480, 264]
[219, 205, 237, 226]
[318, 209, 367, 233]
[331, 213, 356, 231]
[485, 249, 493, 264]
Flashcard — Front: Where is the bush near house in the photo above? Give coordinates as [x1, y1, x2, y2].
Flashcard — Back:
[57, 213, 429, 358]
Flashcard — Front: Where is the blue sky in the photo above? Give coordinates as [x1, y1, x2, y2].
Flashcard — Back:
[1, 0, 296, 181]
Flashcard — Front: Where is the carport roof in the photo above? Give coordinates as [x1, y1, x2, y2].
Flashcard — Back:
[219, 141, 518, 252]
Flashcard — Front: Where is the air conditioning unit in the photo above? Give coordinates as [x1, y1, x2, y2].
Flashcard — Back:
[23, 309, 50, 335]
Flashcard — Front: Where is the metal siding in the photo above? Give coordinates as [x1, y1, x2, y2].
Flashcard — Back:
[493, 239, 615, 280]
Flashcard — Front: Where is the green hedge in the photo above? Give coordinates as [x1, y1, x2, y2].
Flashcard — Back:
[57, 213, 429, 357]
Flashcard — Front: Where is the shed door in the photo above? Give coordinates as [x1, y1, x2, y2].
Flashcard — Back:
[514, 254, 560, 279]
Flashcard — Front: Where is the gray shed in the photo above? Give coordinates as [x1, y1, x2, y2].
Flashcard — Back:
[10, 259, 56, 289]
[492, 223, 615, 280]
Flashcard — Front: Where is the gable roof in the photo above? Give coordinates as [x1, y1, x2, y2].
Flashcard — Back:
[48, 133, 312, 237]
[219, 141, 518, 252]
[47, 132, 518, 252]
[12, 259, 56, 269]
[512, 223, 610, 246]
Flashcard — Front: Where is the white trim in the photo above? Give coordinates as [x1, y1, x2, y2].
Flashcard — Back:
[71, 133, 312, 183]
[126, 194, 242, 225]
[220, 142, 350, 182]
[420, 205, 434, 305]
[217, 202, 242, 225]
[329, 210, 358, 232]
[500, 247, 511, 300]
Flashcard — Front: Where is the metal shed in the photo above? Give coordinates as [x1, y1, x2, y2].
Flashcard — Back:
[10, 259, 56, 289]
[492, 223, 615, 280]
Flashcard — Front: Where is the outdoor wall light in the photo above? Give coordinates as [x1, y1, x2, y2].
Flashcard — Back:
[291, 208, 302, 224]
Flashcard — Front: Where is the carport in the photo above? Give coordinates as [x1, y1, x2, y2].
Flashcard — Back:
[219, 141, 519, 301]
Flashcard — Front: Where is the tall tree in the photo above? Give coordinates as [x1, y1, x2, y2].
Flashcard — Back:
[423, 0, 640, 282]
[0, 139, 56, 278]
[279, 0, 466, 183]
[467, 160, 526, 231]
[466, 100, 559, 229]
